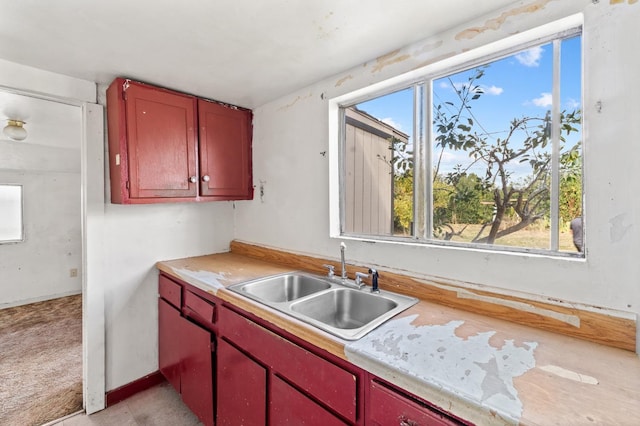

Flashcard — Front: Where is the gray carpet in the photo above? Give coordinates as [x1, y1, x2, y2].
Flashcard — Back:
[0, 294, 83, 426]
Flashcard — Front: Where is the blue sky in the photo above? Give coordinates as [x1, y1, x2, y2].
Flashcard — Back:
[356, 35, 582, 178]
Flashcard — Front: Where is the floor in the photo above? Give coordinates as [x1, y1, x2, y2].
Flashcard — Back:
[50, 382, 202, 426]
[0, 295, 82, 426]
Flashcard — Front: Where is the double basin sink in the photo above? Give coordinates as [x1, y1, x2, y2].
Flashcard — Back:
[228, 272, 418, 340]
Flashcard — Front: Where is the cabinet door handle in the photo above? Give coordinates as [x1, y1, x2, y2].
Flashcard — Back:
[189, 176, 197, 183]
[202, 175, 210, 182]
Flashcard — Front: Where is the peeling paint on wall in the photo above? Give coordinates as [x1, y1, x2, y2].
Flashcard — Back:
[371, 49, 411, 73]
[412, 40, 444, 56]
[609, 213, 632, 243]
[455, 0, 553, 40]
[411, 51, 456, 71]
[610, 0, 638, 4]
[335, 74, 353, 87]
[277, 92, 313, 111]
[346, 315, 538, 420]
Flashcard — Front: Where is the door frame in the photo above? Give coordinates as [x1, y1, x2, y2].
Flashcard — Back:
[0, 74, 106, 414]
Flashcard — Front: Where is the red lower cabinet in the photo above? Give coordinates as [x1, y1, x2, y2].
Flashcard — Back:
[217, 304, 363, 425]
[180, 318, 214, 426]
[158, 298, 183, 393]
[158, 278, 215, 426]
[160, 274, 469, 426]
[368, 380, 464, 426]
[270, 375, 347, 425]
[216, 338, 267, 425]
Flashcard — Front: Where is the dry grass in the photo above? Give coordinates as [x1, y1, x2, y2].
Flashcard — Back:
[444, 223, 578, 252]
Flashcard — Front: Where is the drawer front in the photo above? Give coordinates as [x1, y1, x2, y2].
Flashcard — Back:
[184, 290, 216, 330]
[369, 380, 462, 426]
[220, 305, 357, 423]
[159, 274, 182, 309]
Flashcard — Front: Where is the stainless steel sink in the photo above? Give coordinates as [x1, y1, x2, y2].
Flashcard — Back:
[234, 273, 331, 303]
[227, 272, 418, 340]
[290, 288, 397, 329]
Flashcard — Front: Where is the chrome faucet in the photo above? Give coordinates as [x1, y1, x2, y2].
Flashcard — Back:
[354, 271, 368, 288]
[322, 264, 335, 278]
[323, 243, 369, 290]
[340, 242, 348, 280]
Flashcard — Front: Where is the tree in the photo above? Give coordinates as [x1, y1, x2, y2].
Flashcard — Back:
[433, 67, 581, 245]
[377, 136, 414, 235]
[393, 170, 413, 234]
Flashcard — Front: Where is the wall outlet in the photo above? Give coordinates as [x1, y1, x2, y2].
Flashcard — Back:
[70, 268, 78, 277]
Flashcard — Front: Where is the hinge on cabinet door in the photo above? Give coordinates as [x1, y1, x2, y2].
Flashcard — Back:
[125, 181, 130, 189]
[122, 79, 131, 92]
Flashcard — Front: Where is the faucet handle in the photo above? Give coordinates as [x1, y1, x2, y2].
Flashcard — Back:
[368, 268, 379, 293]
[355, 271, 369, 287]
[322, 264, 335, 278]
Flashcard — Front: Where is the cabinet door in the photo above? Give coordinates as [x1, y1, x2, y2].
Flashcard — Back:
[125, 82, 198, 199]
[369, 380, 463, 426]
[270, 375, 347, 426]
[158, 298, 182, 392]
[181, 318, 215, 426]
[198, 99, 253, 199]
[217, 338, 267, 426]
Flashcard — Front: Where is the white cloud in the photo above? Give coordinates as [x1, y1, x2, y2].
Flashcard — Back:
[532, 92, 552, 108]
[515, 46, 544, 67]
[450, 82, 502, 97]
[565, 98, 581, 109]
[381, 117, 403, 131]
[438, 81, 450, 89]
[483, 85, 504, 95]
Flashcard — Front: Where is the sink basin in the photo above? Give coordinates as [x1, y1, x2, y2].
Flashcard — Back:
[290, 288, 397, 329]
[235, 273, 331, 303]
[227, 272, 418, 340]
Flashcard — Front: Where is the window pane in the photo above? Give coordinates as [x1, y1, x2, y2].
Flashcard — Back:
[0, 184, 23, 242]
[559, 36, 583, 253]
[344, 88, 414, 237]
[431, 37, 581, 251]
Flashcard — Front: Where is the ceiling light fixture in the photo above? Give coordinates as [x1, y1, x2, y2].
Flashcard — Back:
[3, 119, 28, 141]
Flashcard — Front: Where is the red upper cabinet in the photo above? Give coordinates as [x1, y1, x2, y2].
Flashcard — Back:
[106, 78, 253, 204]
[198, 99, 253, 200]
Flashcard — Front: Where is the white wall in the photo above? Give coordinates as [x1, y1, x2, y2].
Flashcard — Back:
[0, 97, 83, 308]
[100, 200, 234, 390]
[235, 0, 640, 349]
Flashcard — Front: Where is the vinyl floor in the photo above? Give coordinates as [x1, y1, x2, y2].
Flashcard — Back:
[50, 382, 201, 426]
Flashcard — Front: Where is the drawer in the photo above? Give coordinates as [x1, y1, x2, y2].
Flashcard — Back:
[369, 380, 463, 426]
[184, 290, 216, 330]
[219, 305, 357, 422]
[159, 274, 182, 309]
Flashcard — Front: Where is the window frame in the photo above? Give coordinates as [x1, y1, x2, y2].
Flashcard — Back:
[330, 18, 583, 258]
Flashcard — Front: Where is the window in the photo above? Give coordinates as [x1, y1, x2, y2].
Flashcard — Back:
[0, 184, 24, 242]
[338, 29, 583, 255]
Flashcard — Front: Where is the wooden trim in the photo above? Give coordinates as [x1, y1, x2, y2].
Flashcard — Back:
[105, 371, 165, 407]
[230, 240, 636, 352]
